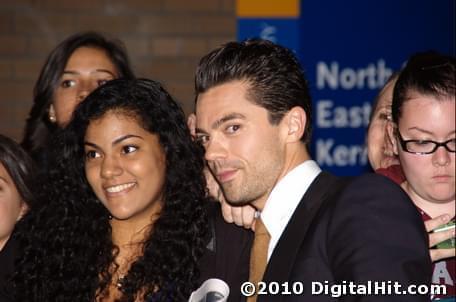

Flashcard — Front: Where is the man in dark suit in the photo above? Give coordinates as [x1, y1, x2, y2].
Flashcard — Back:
[193, 39, 431, 301]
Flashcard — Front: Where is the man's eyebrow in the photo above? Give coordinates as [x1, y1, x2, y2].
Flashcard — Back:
[84, 141, 100, 149]
[196, 113, 246, 134]
[212, 113, 246, 129]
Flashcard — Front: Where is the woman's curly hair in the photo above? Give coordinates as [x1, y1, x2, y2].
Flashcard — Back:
[13, 78, 210, 302]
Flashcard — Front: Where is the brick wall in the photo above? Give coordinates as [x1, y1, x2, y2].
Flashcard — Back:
[0, 0, 236, 142]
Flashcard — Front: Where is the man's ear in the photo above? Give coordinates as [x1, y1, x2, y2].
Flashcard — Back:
[282, 106, 306, 143]
[386, 121, 399, 155]
[187, 113, 196, 138]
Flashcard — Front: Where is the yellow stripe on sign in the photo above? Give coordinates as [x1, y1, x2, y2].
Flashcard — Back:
[237, 0, 300, 18]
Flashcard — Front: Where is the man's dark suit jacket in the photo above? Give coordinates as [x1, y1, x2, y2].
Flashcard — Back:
[201, 171, 432, 302]
[258, 172, 431, 302]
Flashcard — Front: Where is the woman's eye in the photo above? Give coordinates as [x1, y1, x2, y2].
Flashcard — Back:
[378, 113, 387, 120]
[122, 145, 138, 154]
[61, 79, 76, 88]
[415, 140, 431, 146]
[85, 150, 100, 159]
[377, 111, 391, 121]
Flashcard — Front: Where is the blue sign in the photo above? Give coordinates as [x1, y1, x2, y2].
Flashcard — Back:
[300, 0, 454, 175]
[238, 19, 300, 53]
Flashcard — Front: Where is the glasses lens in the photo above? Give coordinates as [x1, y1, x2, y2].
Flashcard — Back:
[448, 139, 456, 152]
[405, 141, 436, 153]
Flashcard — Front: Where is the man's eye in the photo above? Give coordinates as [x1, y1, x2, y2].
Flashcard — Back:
[122, 145, 138, 154]
[226, 125, 240, 133]
[196, 135, 209, 145]
[97, 79, 109, 86]
[85, 150, 100, 159]
[61, 79, 76, 88]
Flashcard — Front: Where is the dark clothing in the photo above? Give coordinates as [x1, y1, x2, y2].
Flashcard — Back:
[376, 164, 406, 185]
[258, 172, 431, 301]
[205, 172, 431, 302]
[378, 165, 455, 300]
[0, 234, 19, 302]
[257, 172, 431, 301]
[199, 203, 253, 302]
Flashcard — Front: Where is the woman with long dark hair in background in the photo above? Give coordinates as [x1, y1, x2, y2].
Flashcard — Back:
[21, 31, 134, 169]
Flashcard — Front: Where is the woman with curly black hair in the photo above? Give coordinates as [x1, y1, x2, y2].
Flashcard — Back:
[13, 78, 212, 301]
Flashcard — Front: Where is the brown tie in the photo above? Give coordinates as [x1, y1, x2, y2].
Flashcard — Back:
[247, 217, 271, 302]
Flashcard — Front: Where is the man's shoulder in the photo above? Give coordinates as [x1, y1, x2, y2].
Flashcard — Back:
[310, 171, 415, 219]
[325, 172, 419, 224]
[315, 171, 406, 196]
[342, 172, 408, 197]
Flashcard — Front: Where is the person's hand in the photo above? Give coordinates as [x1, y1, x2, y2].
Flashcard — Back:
[425, 214, 455, 262]
[220, 199, 257, 230]
[204, 167, 223, 201]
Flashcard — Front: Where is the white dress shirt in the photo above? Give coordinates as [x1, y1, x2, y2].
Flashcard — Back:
[260, 160, 321, 261]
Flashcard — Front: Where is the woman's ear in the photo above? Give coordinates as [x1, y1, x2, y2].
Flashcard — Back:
[386, 121, 399, 155]
[48, 104, 57, 123]
[17, 202, 28, 222]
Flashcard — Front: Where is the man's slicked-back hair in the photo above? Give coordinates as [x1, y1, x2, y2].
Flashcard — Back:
[194, 39, 313, 143]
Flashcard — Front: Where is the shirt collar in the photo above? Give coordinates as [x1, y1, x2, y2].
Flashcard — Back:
[260, 160, 321, 260]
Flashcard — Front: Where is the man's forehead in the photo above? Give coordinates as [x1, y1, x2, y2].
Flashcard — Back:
[195, 102, 244, 129]
[196, 98, 257, 122]
[197, 80, 251, 103]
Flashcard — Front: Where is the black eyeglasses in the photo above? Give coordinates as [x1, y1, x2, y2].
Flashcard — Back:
[397, 131, 456, 155]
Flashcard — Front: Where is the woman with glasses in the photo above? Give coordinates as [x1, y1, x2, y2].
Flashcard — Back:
[386, 51, 455, 301]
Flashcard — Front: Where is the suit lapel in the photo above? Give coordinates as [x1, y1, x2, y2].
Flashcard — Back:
[260, 172, 338, 291]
